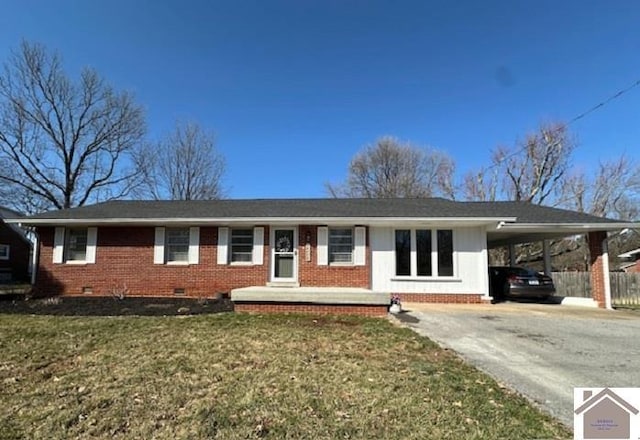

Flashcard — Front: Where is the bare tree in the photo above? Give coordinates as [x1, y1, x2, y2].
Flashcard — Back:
[461, 167, 500, 201]
[0, 41, 146, 213]
[135, 122, 226, 200]
[493, 122, 575, 205]
[326, 136, 455, 198]
[562, 157, 640, 220]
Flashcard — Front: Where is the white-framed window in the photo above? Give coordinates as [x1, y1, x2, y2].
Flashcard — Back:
[230, 228, 253, 263]
[65, 228, 88, 262]
[0, 244, 9, 260]
[165, 228, 190, 263]
[153, 227, 199, 265]
[216, 226, 264, 265]
[329, 228, 353, 263]
[53, 227, 97, 264]
[317, 226, 366, 266]
[395, 229, 454, 277]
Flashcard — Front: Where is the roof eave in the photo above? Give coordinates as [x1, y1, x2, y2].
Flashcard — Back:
[495, 222, 638, 232]
[8, 216, 517, 227]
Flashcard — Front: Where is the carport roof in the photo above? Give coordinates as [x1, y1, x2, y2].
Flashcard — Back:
[6, 198, 636, 232]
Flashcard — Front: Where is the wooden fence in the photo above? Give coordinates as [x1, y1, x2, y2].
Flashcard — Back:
[551, 272, 640, 306]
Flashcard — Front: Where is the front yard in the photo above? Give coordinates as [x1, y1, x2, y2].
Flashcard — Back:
[0, 312, 571, 439]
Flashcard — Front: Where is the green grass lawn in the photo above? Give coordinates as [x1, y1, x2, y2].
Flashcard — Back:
[0, 312, 571, 439]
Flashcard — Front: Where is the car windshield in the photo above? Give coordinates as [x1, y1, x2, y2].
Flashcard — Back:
[510, 267, 539, 277]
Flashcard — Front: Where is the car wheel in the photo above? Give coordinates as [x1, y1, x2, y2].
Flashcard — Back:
[500, 282, 510, 301]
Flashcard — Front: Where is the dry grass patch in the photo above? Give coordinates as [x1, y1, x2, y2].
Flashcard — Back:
[0, 313, 571, 439]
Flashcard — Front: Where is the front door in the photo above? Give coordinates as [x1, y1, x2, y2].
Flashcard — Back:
[271, 227, 298, 283]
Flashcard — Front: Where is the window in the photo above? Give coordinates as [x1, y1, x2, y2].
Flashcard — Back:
[165, 228, 190, 263]
[416, 229, 432, 276]
[53, 227, 96, 264]
[154, 227, 199, 265]
[65, 228, 88, 262]
[394, 229, 454, 277]
[0, 244, 9, 260]
[230, 228, 253, 263]
[395, 230, 411, 275]
[437, 229, 454, 276]
[329, 228, 353, 263]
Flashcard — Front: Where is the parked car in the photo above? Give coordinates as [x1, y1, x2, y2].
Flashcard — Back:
[489, 266, 555, 302]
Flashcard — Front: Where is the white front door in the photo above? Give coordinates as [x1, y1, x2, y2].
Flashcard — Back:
[271, 227, 298, 283]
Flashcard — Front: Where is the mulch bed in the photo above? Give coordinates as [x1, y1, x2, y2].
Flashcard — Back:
[0, 295, 234, 316]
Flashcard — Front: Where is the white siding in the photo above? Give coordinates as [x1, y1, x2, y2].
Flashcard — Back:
[370, 226, 488, 295]
[253, 227, 264, 265]
[217, 227, 229, 265]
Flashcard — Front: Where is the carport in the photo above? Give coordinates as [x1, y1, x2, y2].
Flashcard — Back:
[485, 205, 639, 309]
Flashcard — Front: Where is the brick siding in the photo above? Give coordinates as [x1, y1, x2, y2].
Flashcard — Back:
[36, 226, 268, 297]
[297, 225, 369, 288]
[588, 231, 607, 308]
[234, 302, 388, 317]
[395, 293, 487, 304]
[35, 225, 370, 297]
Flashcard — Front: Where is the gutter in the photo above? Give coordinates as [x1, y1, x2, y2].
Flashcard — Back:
[493, 222, 640, 231]
[6, 216, 518, 227]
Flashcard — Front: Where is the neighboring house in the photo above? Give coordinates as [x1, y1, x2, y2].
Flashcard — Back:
[8, 198, 637, 315]
[618, 248, 640, 273]
[0, 207, 31, 283]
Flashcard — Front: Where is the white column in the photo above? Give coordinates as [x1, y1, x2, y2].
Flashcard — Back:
[543, 240, 551, 275]
[602, 236, 612, 310]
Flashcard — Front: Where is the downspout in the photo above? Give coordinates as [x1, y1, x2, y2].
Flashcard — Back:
[29, 227, 39, 287]
[602, 235, 612, 310]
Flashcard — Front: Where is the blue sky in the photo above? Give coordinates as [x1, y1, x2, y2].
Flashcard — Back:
[2, 0, 640, 198]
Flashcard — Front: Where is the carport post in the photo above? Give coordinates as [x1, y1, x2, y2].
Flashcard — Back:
[508, 244, 516, 266]
[588, 231, 612, 309]
[542, 240, 551, 275]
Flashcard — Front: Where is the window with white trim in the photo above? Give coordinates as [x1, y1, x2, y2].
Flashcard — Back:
[230, 228, 253, 263]
[395, 229, 454, 277]
[329, 228, 353, 263]
[53, 227, 97, 264]
[0, 244, 9, 260]
[153, 227, 199, 265]
[65, 228, 88, 262]
[165, 228, 190, 263]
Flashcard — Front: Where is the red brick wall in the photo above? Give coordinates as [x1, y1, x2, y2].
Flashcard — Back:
[0, 221, 30, 282]
[588, 231, 607, 308]
[34, 225, 370, 297]
[35, 226, 269, 297]
[297, 225, 370, 288]
[234, 302, 387, 317]
[396, 293, 486, 304]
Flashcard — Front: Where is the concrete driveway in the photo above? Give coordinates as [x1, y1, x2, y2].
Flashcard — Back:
[397, 302, 640, 426]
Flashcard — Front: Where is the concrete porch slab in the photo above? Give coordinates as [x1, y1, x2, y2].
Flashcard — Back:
[231, 286, 390, 305]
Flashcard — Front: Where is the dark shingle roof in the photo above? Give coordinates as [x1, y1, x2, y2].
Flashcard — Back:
[18, 198, 625, 225]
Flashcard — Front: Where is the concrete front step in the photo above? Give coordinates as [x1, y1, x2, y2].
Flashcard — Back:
[231, 286, 389, 305]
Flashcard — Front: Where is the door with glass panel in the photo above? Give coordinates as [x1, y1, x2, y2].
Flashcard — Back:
[271, 227, 297, 282]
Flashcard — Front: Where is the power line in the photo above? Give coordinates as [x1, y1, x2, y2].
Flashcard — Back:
[483, 77, 640, 171]
[568, 78, 640, 124]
